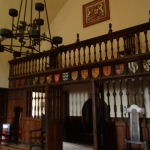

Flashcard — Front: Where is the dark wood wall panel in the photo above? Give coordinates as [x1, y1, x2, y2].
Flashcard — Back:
[115, 123, 126, 150]
[46, 123, 63, 150]
[0, 88, 8, 129]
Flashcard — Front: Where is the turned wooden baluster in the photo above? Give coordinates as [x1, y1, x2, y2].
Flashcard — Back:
[15, 63, 17, 76]
[38, 58, 41, 72]
[31, 59, 33, 73]
[78, 47, 81, 65]
[144, 30, 149, 53]
[68, 49, 71, 67]
[29, 59, 31, 74]
[119, 80, 124, 121]
[22, 61, 25, 75]
[18, 62, 20, 75]
[93, 43, 97, 62]
[16, 63, 18, 75]
[40, 88, 44, 115]
[110, 39, 114, 59]
[20, 61, 22, 75]
[132, 78, 137, 104]
[116, 37, 120, 58]
[44, 56, 47, 70]
[9, 63, 12, 76]
[136, 32, 142, 54]
[14, 63, 16, 76]
[26, 60, 28, 74]
[123, 36, 127, 56]
[16, 62, 19, 75]
[99, 42, 102, 61]
[37, 88, 40, 118]
[139, 78, 145, 115]
[106, 81, 111, 121]
[59, 51, 63, 68]
[104, 41, 108, 60]
[73, 49, 76, 66]
[83, 46, 86, 64]
[41, 56, 44, 71]
[112, 80, 117, 121]
[14, 63, 17, 76]
[11, 63, 14, 76]
[125, 79, 130, 108]
[32, 89, 35, 118]
[18, 63, 20, 75]
[35, 58, 37, 72]
[64, 51, 67, 67]
[88, 45, 91, 63]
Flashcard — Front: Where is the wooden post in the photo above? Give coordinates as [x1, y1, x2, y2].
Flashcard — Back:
[91, 79, 98, 150]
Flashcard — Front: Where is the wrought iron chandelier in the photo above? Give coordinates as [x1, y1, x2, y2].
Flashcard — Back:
[0, 0, 63, 58]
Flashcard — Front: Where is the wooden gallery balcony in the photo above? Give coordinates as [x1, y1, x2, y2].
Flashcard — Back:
[8, 22, 150, 87]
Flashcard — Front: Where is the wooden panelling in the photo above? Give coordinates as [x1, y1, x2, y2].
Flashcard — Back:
[0, 88, 8, 128]
[47, 122, 63, 150]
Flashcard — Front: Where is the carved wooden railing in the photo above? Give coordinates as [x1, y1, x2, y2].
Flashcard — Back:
[9, 22, 150, 78]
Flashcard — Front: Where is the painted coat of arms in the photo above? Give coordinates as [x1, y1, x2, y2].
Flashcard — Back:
[128, 61, 138, 73]
[92, 68, 99, 78]
[103, 66, 111, 76]
[81, 70, 89, 79]
[33, 77, 38, 85]
[54, 74, 60, 83]
[143, 59, 150, 71]
[46, 75, 52, 83]
[15, 80, 20, 87]
[71, 71, 78, 81]
[40, 76, 45, 84]
[21, 79, 25, 86]
[62, 72, 69, 81]
[115, 64, 124, 75]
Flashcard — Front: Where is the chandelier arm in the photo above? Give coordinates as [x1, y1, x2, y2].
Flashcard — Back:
[44, 0, 52, 46]
[23, 0, 28, 21]
[16, 0, 23, 34]
[29, 0, 33, 47]
[38, 11, 41, 53]
[10, 17, 15, 50]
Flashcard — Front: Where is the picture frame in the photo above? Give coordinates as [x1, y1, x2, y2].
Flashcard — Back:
[82, 0, 110, 27]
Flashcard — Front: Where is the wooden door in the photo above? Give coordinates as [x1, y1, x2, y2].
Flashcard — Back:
[46, 85, 63, 150]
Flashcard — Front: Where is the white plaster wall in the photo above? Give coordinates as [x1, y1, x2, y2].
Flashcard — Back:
[50, 0, 150, 45]
[0, 52, 13, 88]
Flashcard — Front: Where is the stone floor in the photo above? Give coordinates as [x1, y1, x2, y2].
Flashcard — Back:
[0, 142, 93, 150]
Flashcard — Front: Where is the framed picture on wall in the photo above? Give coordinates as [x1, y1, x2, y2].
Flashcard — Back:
[82, 0, 110, 27]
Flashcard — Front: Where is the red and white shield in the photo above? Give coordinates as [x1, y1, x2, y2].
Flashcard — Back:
[54, 74, 60, 83]
[81, 69, 88, 79]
